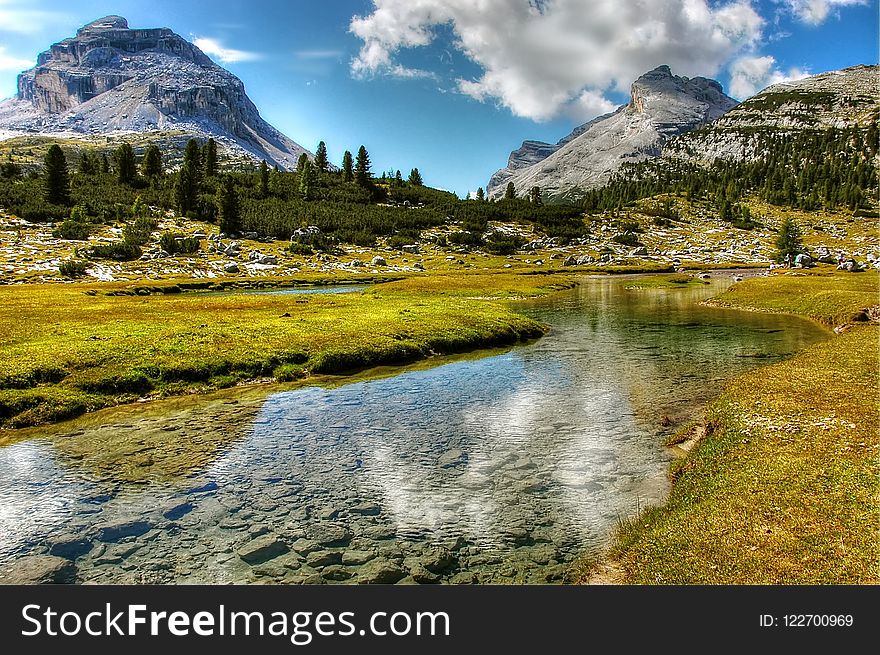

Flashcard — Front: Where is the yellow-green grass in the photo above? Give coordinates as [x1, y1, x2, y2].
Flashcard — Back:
[0, 274, 564, 429]
[583, 272, 879, 584]
[706, 269, 879, 326]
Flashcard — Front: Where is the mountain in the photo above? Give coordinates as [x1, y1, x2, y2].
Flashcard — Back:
[487, 65, 737, 201]
[0, 16, 310, 169]
[664, 64, 879, 163]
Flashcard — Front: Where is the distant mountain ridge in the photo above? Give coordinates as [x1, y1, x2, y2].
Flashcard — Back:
[0, 15, 311, 169]
[487, 65, 738, 200]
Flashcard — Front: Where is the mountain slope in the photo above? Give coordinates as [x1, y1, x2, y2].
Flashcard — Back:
[664, 64, 879, 163]
[0, 15, 310, 169]
[487, 66, 737, 201]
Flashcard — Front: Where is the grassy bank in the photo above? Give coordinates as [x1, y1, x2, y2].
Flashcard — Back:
[582, 271, 879, 583]
[0, 273, 567, 430]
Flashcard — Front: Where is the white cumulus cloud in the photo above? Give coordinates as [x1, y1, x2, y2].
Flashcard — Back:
[193, 37, 261, 64]
[778, 0, 867, 25]
[350, 0, 766, 121]
[728, 55, 810, 98]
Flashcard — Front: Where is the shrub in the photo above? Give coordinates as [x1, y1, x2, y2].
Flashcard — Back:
[159, 232, 201, 255]
[59, 260, 89, 278]
[88, 241, 142, 261]
[484, 231, 524, 255]
[53, 220, 90, 240]
[123, 215, 158, 246]
[612, 232, 641, 246]
[288, 242, 314, 256]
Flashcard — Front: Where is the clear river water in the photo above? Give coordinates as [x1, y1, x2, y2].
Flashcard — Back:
[0, 275, 829, 584]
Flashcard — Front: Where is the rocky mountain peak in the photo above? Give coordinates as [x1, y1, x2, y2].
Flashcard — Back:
[487, 66, 737, 200]
[0, 16, 310, 170]
[77, 15, 130, 34]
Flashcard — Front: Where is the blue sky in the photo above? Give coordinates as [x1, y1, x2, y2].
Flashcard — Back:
[0, 0, 877, 195]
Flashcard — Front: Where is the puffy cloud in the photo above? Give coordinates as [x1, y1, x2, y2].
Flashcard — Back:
[728, 55, 810, 98]
[192, 37, 261, 64]
[350, 0, 765, 121]
[0, 46, 32, 71]
[778, 0, 867, 25]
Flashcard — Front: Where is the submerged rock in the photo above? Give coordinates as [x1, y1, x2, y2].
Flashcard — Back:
[238, 534, 289, 565]
[0, 555, 76, 584]
[356, 559, 407, 584]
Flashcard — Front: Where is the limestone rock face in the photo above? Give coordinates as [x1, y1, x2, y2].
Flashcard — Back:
[664, 65, 880, 163]
[487, 66, 737, 201]
[0, 15, 310, 169]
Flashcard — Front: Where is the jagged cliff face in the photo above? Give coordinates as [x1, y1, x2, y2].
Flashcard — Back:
[0, 16, 310, 169]
[664, 65, 880, 163]
[487, 66, 737, 200]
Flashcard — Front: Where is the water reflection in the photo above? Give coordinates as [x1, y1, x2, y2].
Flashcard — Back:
[0, 276, 829, 583]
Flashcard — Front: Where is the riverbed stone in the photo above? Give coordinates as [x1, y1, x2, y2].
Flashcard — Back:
[290, 538, 320, 555]
[238, 534, 289, 565]
[306, 550, 342, 567]
[49, 538, 94, 560]
[321, 565, 353, 581]
[307, 523, 352, 546]
[420, 546, 456, 574]
[0, 555, 76, 584]
[350, 501, 381, 516]
[342, 549, 376, 566]
[355, 559, 407, 584]
[95, 520, 152, 542]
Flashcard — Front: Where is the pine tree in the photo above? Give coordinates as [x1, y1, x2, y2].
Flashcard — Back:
[314, 141, 329, 173]
[529, 186, 543, 205]
[296, 153, 309, 177]
[217, 175, 241, 236]
[342, 151, 353, 182]
[203, 138, 218, 178]
[476, 187, 485, 202]
[44, 144, 70, 205]
[77, 152, 95, 175]
[775, 216, 802, 263]
[260, 160, 270, 197]
[99, 153, 110, 174]
[355, 146, 371, 186]
[408, 168, 423, 186]
[141, 144, 162, 178]
[504, 182, 516, 199]
[114, 143, 138, 185]
[299, 160, 314, 200]
[175, 162, 198, 216]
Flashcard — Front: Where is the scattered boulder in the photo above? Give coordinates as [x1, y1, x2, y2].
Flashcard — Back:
[342, 550, 376, 566]
[223, 263, 239, 274]
[628, 246, 649, 257]
[306, 550, 343, 567]
[371, 256, 387, 267]
[402, 244, 420, 255]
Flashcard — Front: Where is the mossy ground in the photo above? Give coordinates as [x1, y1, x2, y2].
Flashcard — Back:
[0, 273, 568, 430]
[579, 271, 879, 584]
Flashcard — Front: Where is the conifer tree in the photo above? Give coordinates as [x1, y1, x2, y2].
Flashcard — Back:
[314, 141, 329, 173]
[217, 175, 241, 236]
[342, 150, 354, 182]
[141, 144, 162, 178]
[504, 182, 516, 199]
[260, 160, 270, 197]
[175, 162, 198, 216]
[775, 216, 802, 263]
[44, 144, 70, 205]
[203, 138, 218, 178]
[296, 153, 309, 177]
[77, 152, 95, 175]
[476, 187, 485, 202]
[529, 186, 543, 205]
[299, 160, 314, 200]
[408, 168, 423, 186]
[355, 146, 371, 187]
[114, 143, 138, 185]
[99, 153, 110, 174]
